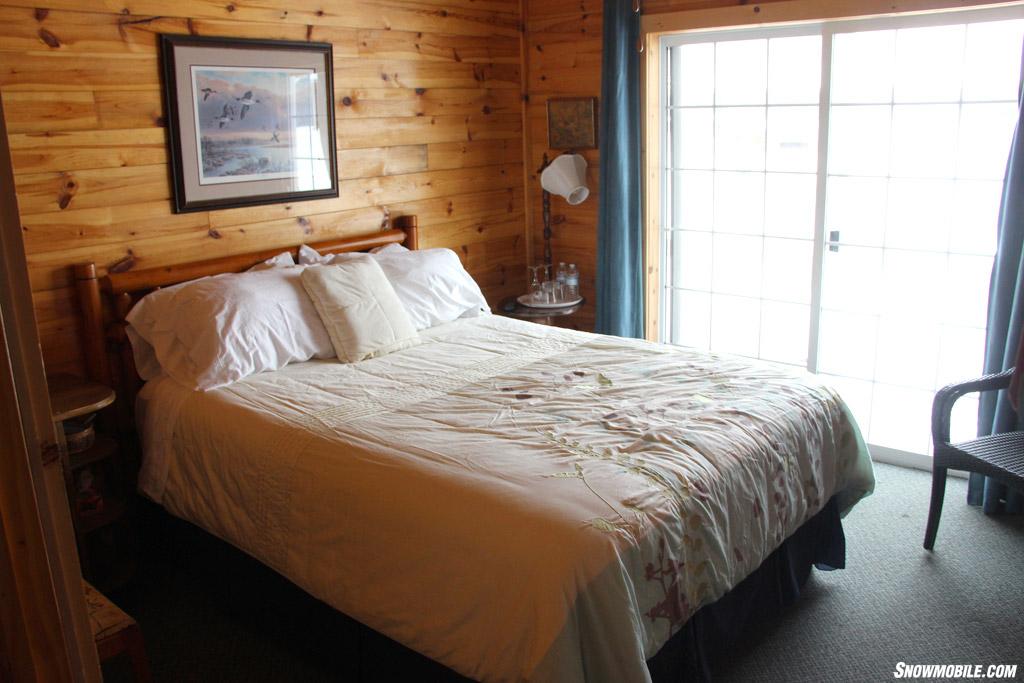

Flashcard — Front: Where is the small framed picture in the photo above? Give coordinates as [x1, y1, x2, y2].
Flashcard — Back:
[546, 97, 598, 150]
[160, 34, 338, 213]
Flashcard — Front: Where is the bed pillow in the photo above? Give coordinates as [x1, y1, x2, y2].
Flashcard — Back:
[297, 244, 325, 265]
[126, 268, 334, 391]
[299, 258, 420, 362]
[298, 243, 490, 330]
[247, 251, 295, 271]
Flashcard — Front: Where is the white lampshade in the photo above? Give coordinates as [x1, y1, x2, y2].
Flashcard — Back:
[540, 153, 589, 205]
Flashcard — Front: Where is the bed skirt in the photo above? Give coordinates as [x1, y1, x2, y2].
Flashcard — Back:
[647, 496, 845, 681]
[134, 495, 845, 682]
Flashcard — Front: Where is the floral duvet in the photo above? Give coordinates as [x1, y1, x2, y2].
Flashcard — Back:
[137, 315, 874, 683]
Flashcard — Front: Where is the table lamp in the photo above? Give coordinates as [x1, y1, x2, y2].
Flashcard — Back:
[538, 153, 589, 266]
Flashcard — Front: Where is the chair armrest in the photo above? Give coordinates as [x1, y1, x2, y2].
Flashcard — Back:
[931, 368, 1014, 446]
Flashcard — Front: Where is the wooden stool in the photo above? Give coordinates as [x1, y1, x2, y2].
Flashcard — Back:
[82, 581, 152, 682]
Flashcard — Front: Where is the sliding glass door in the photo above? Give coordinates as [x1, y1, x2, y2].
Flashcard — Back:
[659, 7, 1024, 462]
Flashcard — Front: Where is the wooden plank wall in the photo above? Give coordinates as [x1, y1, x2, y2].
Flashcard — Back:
[523, 0, 602, 332]
[0, 0, 527, 377]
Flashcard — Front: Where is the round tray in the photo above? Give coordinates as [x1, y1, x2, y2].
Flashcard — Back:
[517, 294, 584, 309]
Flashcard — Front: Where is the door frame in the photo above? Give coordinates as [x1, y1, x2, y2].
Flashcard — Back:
[0, 92, 102, 681]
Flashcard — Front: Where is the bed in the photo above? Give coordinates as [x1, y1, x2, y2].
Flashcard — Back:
[76, 217, 875, 682]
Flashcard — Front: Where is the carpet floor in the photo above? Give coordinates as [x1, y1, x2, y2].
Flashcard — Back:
[104, 463, 1023, 682]
[714, 463, 1023, 682]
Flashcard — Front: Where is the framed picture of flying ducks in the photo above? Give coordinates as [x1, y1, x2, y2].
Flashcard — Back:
[160, 34, 338, 213]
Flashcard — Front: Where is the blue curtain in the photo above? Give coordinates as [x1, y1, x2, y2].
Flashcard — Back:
[595, 0, 643, 339]
[967, 62, 1024, 515]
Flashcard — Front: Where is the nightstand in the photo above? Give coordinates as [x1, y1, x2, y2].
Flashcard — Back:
[49, 373, 134, 589]
[498, 296, 586, 327]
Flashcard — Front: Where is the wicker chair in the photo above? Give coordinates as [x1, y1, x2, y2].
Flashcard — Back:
[923, 367, 1024, 550]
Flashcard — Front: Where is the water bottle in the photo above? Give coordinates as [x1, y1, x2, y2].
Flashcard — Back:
[556, 262, 567, 302]
[566, 263, 579, 300]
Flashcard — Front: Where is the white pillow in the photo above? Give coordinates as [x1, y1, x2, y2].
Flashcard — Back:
[126, 268, 334, 391]
[298, 244, 331, 265]
[298, 243, 490, 330]
[300, 258, 420, 362]
[247, 251, 295, 271]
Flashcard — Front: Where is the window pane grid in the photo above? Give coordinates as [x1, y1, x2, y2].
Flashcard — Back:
[667, 285, 818, 308]
[659, 34, 819, 368]
[663, 33, 819, 368]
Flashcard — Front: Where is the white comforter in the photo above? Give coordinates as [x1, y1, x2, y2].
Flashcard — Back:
[137, 316, 874, 683]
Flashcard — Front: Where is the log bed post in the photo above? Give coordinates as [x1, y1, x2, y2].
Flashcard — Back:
[74, 262, 110, 385]
[395, 215, 419, 250]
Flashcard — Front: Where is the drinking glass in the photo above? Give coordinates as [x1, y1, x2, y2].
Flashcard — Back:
[542, 280, 556, 304]
[533, 264, 552, 303]
[527, 265, 543, 297]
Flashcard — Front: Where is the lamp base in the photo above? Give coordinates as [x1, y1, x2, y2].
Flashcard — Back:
[542, 188, 552, 267]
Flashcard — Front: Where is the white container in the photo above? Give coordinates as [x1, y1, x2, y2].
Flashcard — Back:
[565, 263, 579, 299]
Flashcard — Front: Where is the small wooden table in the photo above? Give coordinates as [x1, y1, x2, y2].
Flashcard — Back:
[49, 373, 115, 422]
[49, 374, 134, 588]
[498, 296, 586, 326]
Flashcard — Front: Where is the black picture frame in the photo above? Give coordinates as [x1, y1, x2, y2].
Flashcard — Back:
[159, 34, 339, 213]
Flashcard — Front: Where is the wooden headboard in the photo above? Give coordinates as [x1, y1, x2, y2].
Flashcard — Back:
[73, 215, 420, 430]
